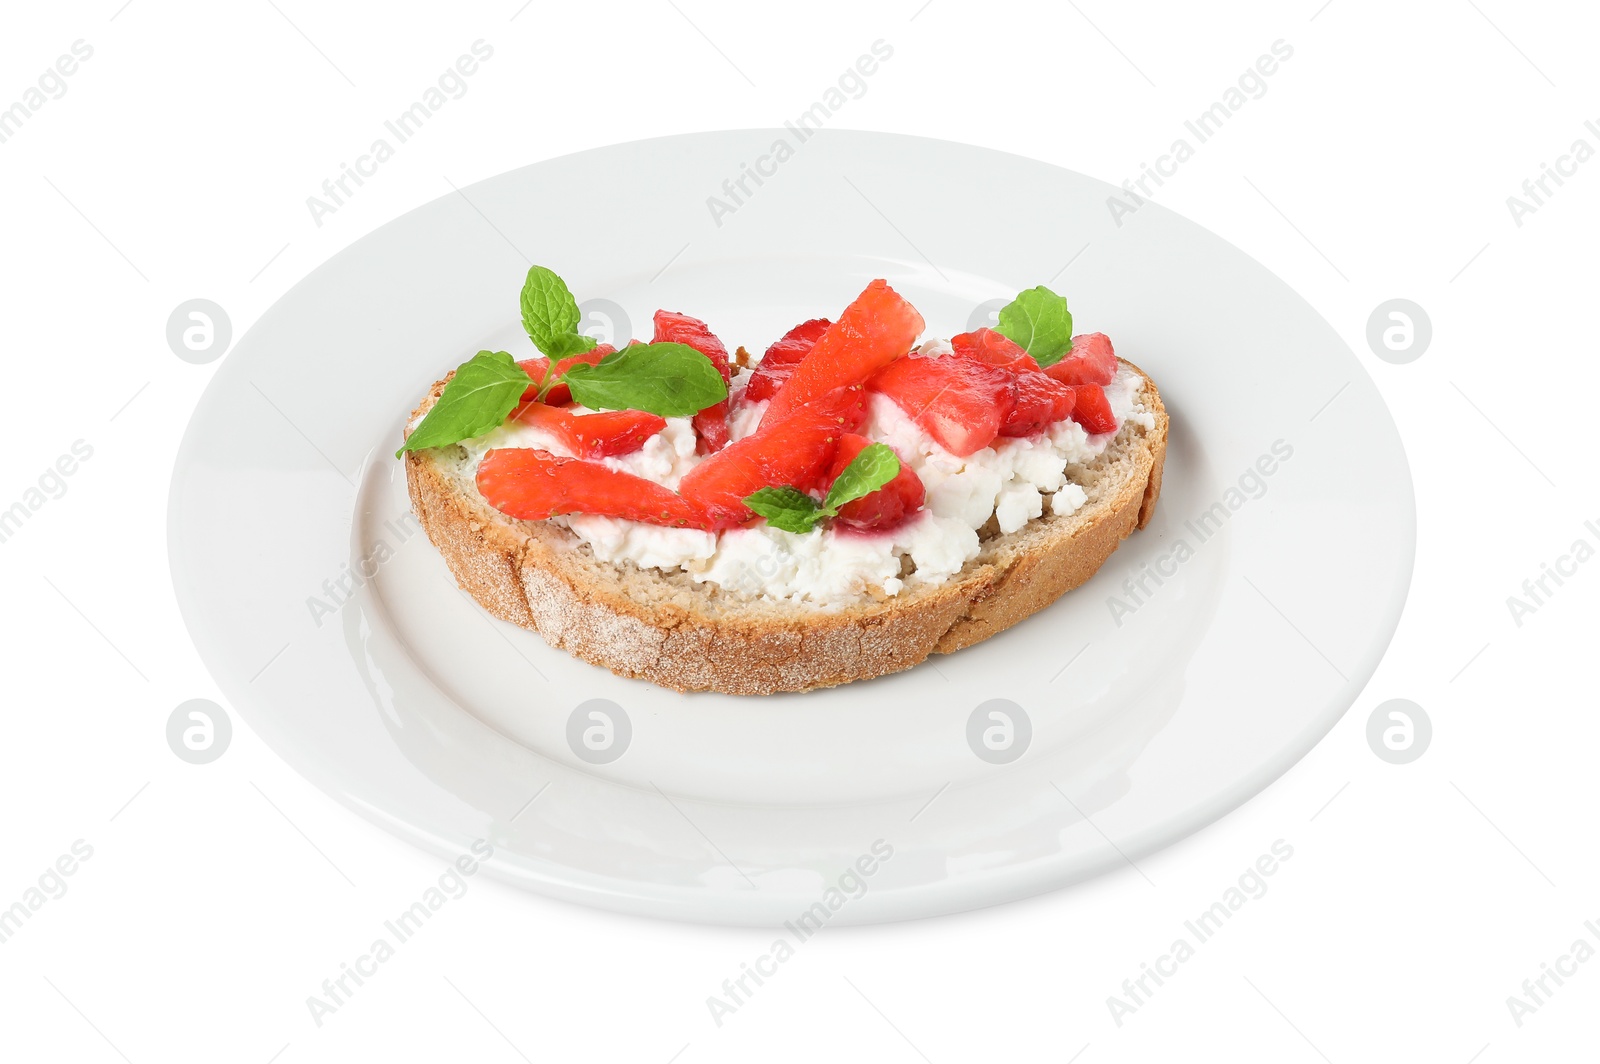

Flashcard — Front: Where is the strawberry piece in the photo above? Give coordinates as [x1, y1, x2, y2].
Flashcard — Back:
[809, 383, 869, 433]
[476, 448, 710, 528]
[654, 309, 732, 454]
[761, 280, 925, 427]
[510, 402, 666, 459]
[518, 344, 615, 405]
[653, 309, 730, 367]
[563, 410, 667, 457]
[746, 318, 832, 402]
[677, 406, 846, 525]
[694, 409, 731, 454]
[1000, 371, 1076, 437]
[1046, 332, 1117, 387]
[950, 328, 1040, 374]
[1069, 384, 1118, 435]
[824, 433, 925, 531]
[867, 353, 1016, 457]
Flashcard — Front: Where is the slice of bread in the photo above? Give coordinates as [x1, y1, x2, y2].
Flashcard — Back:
[404, 363, 1167, 695]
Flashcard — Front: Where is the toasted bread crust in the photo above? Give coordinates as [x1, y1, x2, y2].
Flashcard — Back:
[404, 365, 1167, 694]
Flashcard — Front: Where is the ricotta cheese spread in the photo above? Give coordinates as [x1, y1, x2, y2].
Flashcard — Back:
[459, 362, 1152, 607]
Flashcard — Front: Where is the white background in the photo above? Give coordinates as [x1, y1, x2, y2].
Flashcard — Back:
[2, 1, 1596, 1061]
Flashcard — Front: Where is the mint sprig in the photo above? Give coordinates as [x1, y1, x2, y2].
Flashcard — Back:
[397, 351, 531, 457]
[541, 331, 600, 359]
[996, 285, 1073, 366]
[744, 443, 902, 534]
[742, 487, 821, 533]
[564, 342, 727, 417]
[521, 265, 598, 359]
[398, 344, 732, 457]
[399, 268, 730, 457]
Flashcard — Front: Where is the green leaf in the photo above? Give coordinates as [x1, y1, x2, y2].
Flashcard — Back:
[562, 342, 728, 417]
[744, 487, 823, 534]
[520, 265, 593, 357]
[821, 443, 901, 513]
[397, 350, 530, 457]
[741, 444, 904, 533]
[996, 285, 1074, 366]
[542, 330, 599, 360]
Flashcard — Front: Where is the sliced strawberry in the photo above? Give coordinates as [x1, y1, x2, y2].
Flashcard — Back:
[809, 384, 869, 433]
[1069, 384, 1118, 435]
[476, 448, 709, 528]
[653, 309, 730, 367]
[677, 406, 846, 525]
[694, 409, 731, 454]
[824, 433, 925, 531]
[867, 353, 1016, 457]
[950, 328, 1040, 374]
[1000, 371, 1076, 437]
[654, 309, 732, 454]
[1046, 332, 1117, 387]
[510, 402, 666, 459]
[746, 318, 832, 402]
[564, 410, 667, 457]
[761, 280, 925, 427]
[518, 344, 615, 405]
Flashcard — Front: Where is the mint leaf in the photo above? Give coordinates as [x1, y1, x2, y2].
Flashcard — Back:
[542, 330, 599, 359]
[397, 350, 530, 457]
[822, 443, 900, 512]
[562, 342, 727, 417]
[742, 444, 903, 533]
[744, 487, 823, 534]
[996, 285, 1074, 366]
[520, 265, 596, 357]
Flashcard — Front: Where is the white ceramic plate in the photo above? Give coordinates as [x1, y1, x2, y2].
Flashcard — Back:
[169, 130, 1413, 925]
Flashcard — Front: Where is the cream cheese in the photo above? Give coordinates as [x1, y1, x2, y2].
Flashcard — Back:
[459, 362, 1151, 606]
